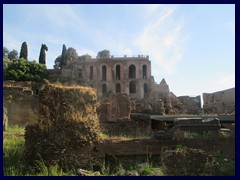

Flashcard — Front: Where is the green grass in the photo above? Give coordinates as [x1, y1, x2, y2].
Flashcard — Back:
[4, 125, 234, 176]
[3, 125, 75, 176]
[99, 133, 151, 141]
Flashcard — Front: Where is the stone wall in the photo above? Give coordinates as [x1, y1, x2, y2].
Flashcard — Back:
[25, 82, 103, 170]
[100, 114, 151, 136]
[98, 93, 131, 122]
[178, 95, 201, 114]
[3, 82, 39, 126]
[203, 88, 235, 114]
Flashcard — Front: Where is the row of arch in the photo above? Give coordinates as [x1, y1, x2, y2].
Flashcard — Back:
[89, 64, 148, 81]
[101, 82, 148, 94]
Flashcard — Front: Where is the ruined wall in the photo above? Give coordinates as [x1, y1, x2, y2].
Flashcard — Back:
[98, 93, 131, 122]
[203, 88, 235, 114]
[25, 82, 103, 169]
[178, 95, 201, 114]
[100, 114, 151, 136]
[3, 82, 39, 126]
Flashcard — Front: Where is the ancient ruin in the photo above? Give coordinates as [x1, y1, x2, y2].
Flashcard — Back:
[3, 52, 235, 176]
[203, 88, 235, 114]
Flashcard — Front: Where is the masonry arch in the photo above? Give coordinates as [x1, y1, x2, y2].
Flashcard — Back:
[129, 64, 136, 79]
[102, 84, 107, 94]
[116, 65, 121, 80]
[89, 66, 94, 80]
[142, 65, 147, 79]
[116, 83, 121, 93]
[102, 65, 107, 81]
[144, 83, 148, 94]
[129, 81, 136, 94]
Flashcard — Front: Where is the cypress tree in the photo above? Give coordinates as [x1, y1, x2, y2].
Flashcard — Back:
[19, 41, 28, 60]
[39, 44, 48, 65]
[59, 44, 67, 68]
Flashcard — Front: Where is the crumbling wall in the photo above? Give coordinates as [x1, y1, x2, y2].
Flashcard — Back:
[98, 93, 131, 122]
[100, 114, 151, 136]
[25, 82, 103, 170]
[3, 83, 39, 126]
[203, 88, 235, 114]
[178, 95, 201, 114]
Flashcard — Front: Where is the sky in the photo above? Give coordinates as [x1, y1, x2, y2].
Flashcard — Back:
[3, 4, 235, 98]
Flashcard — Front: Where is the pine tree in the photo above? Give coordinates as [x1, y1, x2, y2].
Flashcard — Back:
[19, 41, 28, 60]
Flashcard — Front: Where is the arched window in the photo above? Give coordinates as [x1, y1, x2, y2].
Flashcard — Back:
[116, 65, 121, 80]
[129, 81, 136, 94]
[144, 83, 148, 94]
[142, 65, 147, 79]
[102, 84, 107, 94]
[129, 65, 136, 79]
[102, 65, 107, 81]
[116, 83, 121, 93]
[90, 66, 93, 80]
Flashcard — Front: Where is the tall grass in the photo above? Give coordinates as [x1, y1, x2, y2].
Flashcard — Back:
[3, 125, 75, 176]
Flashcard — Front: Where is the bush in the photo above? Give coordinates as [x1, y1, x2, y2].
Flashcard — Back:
[4, 58, 47, 82]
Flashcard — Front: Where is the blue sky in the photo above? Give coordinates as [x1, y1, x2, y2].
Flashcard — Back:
[3, 4, 235, 97]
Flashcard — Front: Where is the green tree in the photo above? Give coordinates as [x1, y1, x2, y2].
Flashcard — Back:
[19, 41, 28, 60]
[79, 54, 91, 60]
[3, 47, 9, 58]
[53, 55, 61, 69]
[7, 50, 18, 60]
[4, 58, 47, 82]
[59, 44, 67, 68]
[97, 49, 110, 58]
[3, 57, 12, 70]
[66, 47, 78, 60]
[39, 44, 48, 64]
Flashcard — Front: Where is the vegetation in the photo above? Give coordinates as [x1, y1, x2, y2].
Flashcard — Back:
[59, 44, 67, 68]
[19, 42, 28, 60]
[8, 49, 18, 60]
[3, 58, 47, 82]
[39, 44, 48, 64]
[3, 47, 9, 58]
[79, 54, 91, 60]
[97, 49, 110, 58]
[53, 45, 78, 69]
[3, 125, 235, 176]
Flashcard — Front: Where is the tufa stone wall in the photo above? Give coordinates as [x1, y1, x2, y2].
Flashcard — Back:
[3, 82, 39, 126]
[100, 114, 151, 136]
[25, 82, 103, 170]
[203, 88, 235, 114]
[178, 95, 202, 114]
[98, 93, 131, 122]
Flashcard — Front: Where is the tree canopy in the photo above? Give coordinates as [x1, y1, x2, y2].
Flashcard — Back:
[79, 54, 91, 60]
[97, 49, 110, 58]
[7, 50, 18, 60]
[3, 47, 9, 58]
[4, 58, 47, 82]
[66, 47, 78, 60]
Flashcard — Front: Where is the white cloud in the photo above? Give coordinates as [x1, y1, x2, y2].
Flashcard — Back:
[134, 5, 187, 79]
[31, 4, 85, 28]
